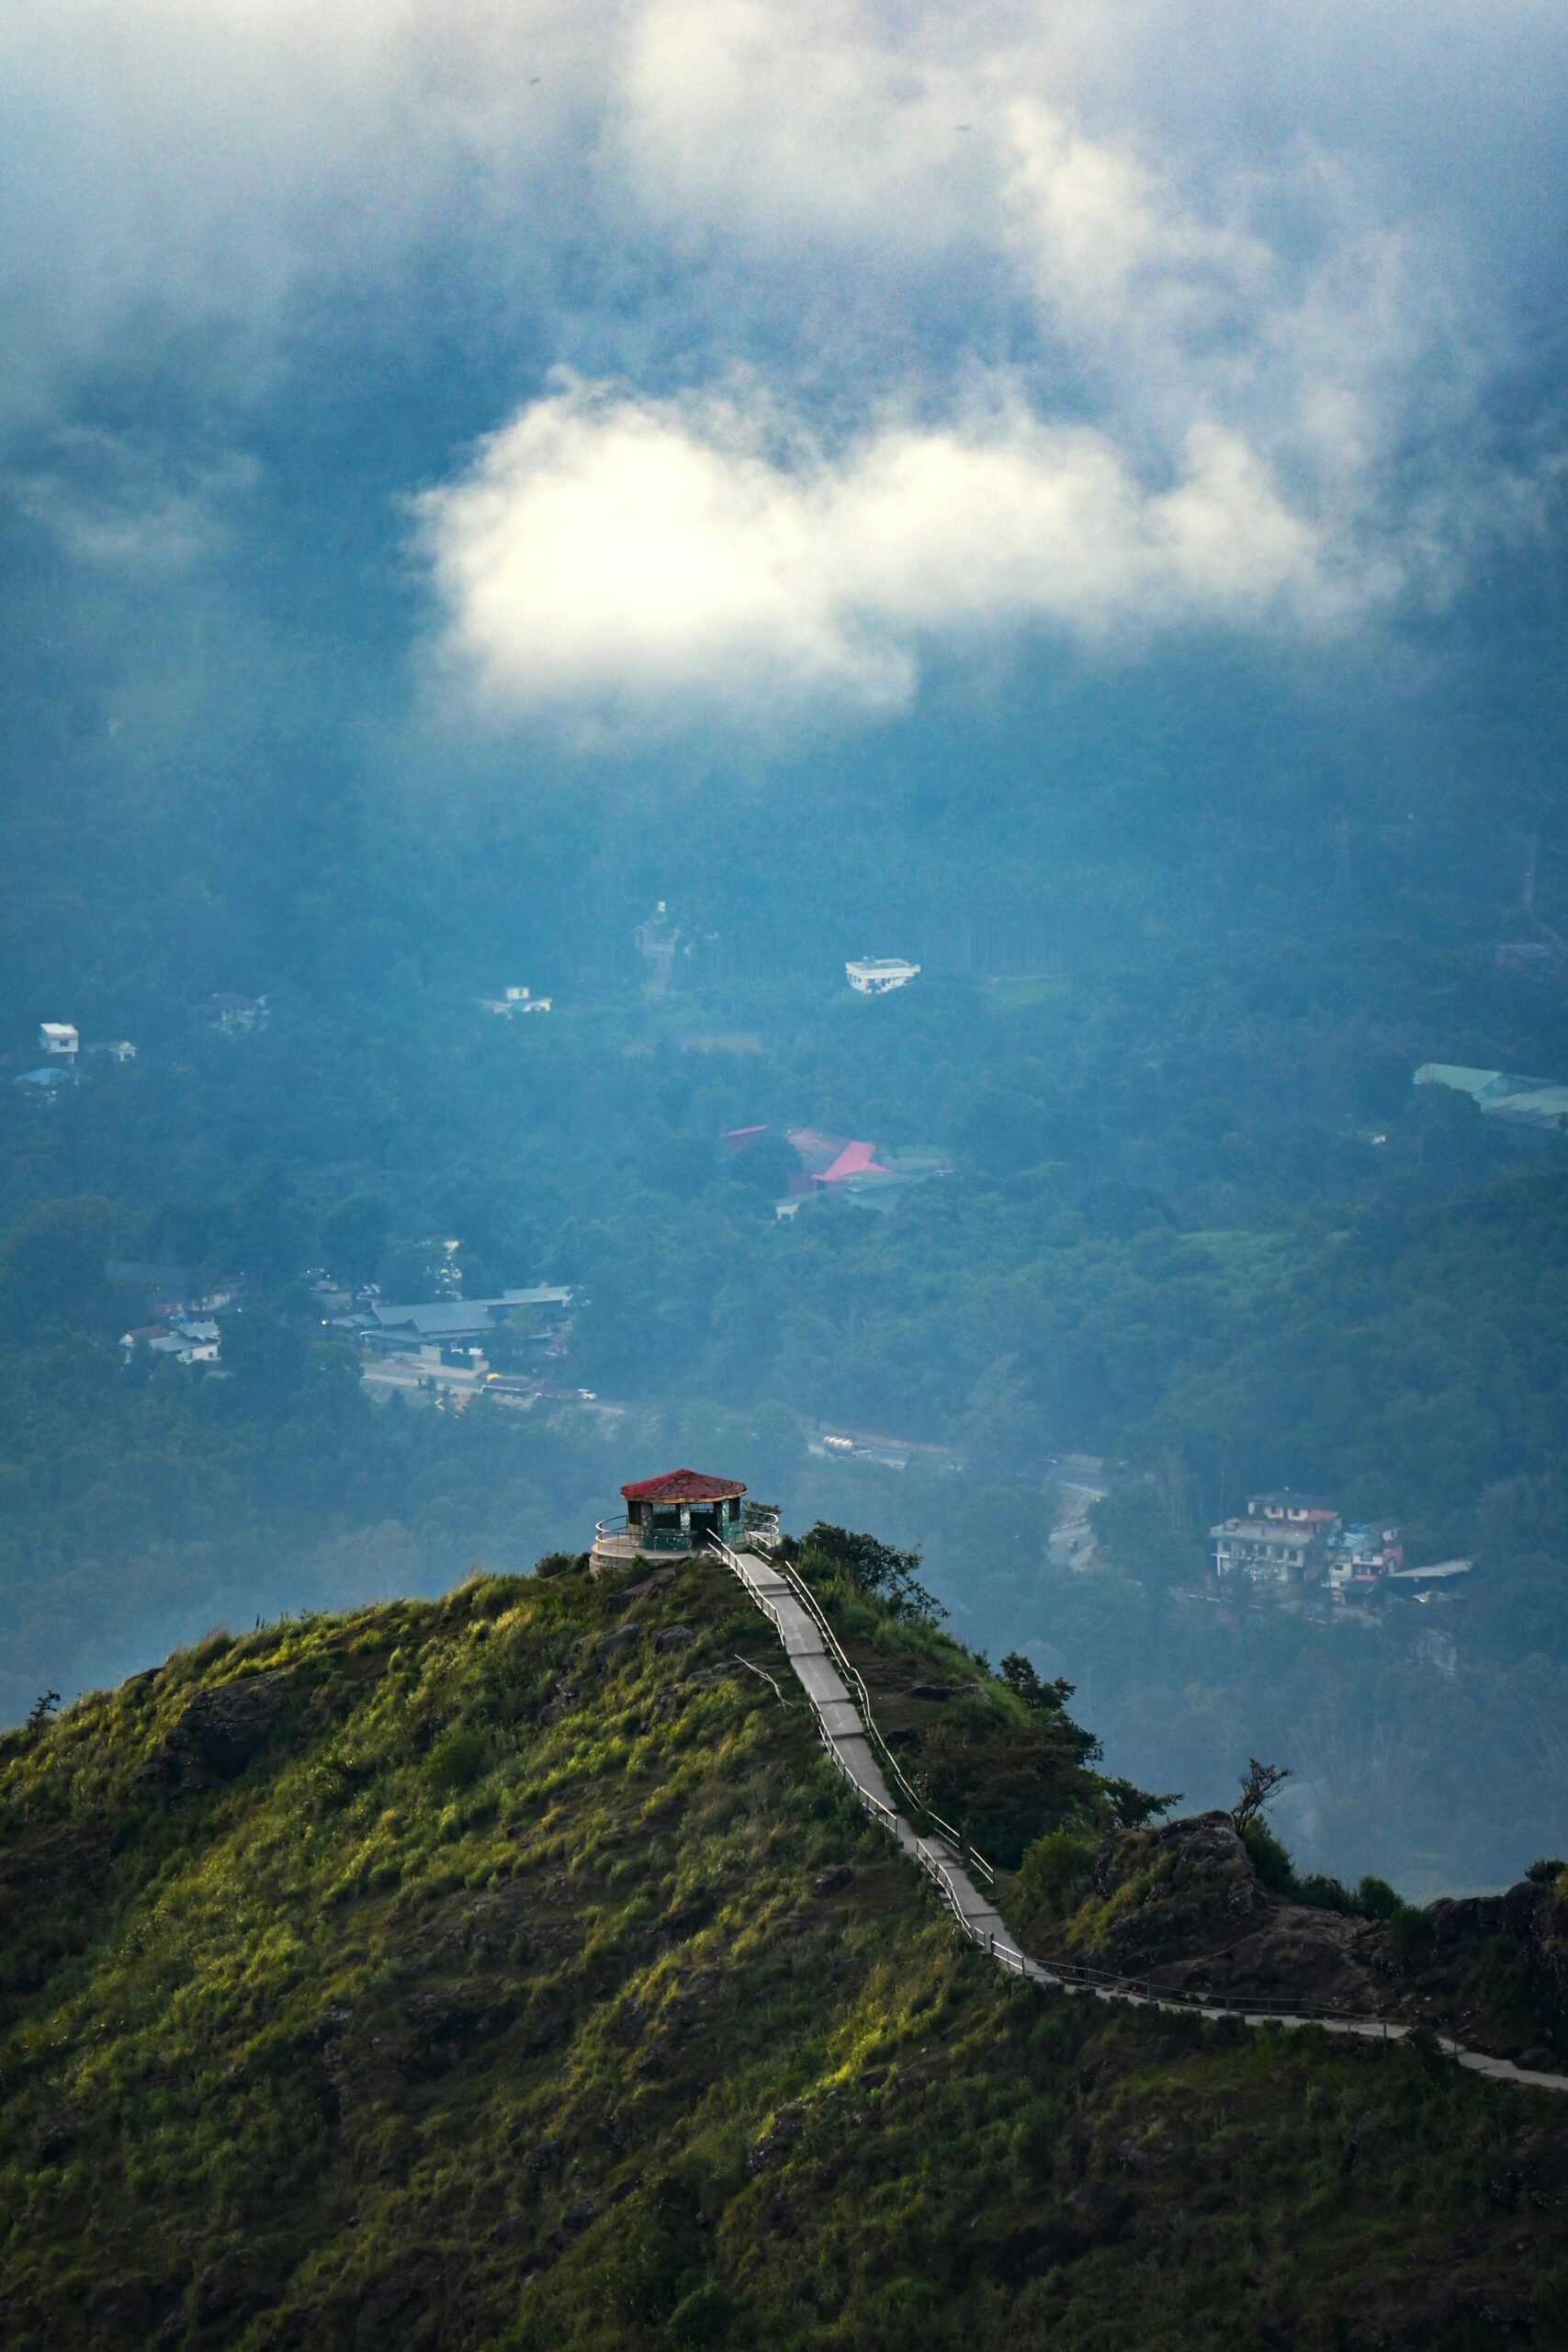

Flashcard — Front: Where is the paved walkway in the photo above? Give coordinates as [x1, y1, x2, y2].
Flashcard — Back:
[715, 1541, 1568, 2099]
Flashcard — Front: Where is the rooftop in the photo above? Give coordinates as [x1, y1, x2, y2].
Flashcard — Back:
[1213, 1517, 1321, 1544]
[1415, 1063, 1568, 1130]
[368, 1287, 572, 1338]
[818, 1140, 889, 1183]
[620, 1467, 747, 1504]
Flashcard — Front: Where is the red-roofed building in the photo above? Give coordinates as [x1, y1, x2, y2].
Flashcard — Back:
[784, 1128, 892, 1188]
[816, 1140, 889, 1184]
[621, 1468, 747, 1508]
[592, 1466, 749, 1572]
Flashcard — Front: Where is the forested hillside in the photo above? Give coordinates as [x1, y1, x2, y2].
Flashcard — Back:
[5, 767, 1568, 1893]
[6, 1539, 1568, 2351]
[9, 7, 1568, 2344]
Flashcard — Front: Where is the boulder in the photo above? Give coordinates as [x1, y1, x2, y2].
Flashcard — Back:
[137, 1668, 298, 1795]
[1091, 1808, 1242, 1900]
[1427, 1893, 1507, 1946]
[1489, 2123, 1568, 2212]
[34, 2107, 83, 2162]
[1078, 1810, 1382, 2013]
[748, 2103, 804, 2174]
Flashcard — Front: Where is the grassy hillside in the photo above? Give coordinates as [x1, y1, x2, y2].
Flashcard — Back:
[4, 1548, 1568, 2350]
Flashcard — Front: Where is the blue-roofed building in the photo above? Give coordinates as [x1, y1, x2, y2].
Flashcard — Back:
[355, 1287, 574, 1363]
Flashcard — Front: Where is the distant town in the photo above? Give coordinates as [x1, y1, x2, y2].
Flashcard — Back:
[7, 983, 1507, 1690]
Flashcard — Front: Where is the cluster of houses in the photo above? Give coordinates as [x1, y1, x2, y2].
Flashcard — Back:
[476, 986, 553, 1019]
[1210, 1489, 1471, 1611]
[14, 995, 271, 1099]
[845, 957, 919, 996]
[1495, 941, 1558, 980]
[209, 993, 268, 1033]
[115, 1262, 239, 1369]
[326, 1283, 575, 1395]
[112, 1261, 577, 1397]
[14, 1021, 136, 1095]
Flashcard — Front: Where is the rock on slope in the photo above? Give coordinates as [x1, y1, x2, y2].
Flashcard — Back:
[1071, 1808, 1383, 2010]
[1028, 1804, 1568, 2069]
[4, 1551, 1568, 2351]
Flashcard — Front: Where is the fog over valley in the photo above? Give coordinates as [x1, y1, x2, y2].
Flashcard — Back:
[5, 14, 1568, 2343]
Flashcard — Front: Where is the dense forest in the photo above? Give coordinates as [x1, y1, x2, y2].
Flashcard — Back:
[5, 679, 1568, 1894]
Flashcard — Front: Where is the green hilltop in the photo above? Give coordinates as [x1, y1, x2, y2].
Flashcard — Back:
[4, 1532, 1568, 2351]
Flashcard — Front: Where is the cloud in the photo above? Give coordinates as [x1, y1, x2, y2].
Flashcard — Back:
[2, 0, 1562, 726]
[406, 0, 1537, 728]
[419, 374, 1365, 727]
[6, 430, 258, 571]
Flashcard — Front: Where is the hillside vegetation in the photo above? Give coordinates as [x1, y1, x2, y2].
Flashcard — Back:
[5, 1543, 1568, 2350]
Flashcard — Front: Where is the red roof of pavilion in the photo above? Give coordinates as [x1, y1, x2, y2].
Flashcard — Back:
[620, 1467, 748, 1504]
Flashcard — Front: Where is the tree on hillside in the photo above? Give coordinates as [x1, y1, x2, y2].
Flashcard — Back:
[0, 1196, 118, 1336]
[1233, 1758, 1290, 1833]
[321, 1195, 391, 1292]
[796, 1523, 946, 1624]
[1090, 1477, 1204, 1591]
[728, 1131, 804, 1196]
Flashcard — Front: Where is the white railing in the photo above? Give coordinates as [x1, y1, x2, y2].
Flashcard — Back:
[709, 1532, 996, 1887]
[705, 1532, 1568, 2085]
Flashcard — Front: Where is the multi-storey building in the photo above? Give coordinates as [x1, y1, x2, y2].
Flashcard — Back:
[1210, 1491, 1341, 1589]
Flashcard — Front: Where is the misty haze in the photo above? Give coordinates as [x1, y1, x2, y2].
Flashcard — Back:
[4, 5, 1568, 2346]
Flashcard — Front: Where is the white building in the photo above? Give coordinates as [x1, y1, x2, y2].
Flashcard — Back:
[846, 957, 920, 997]
[208, 994, 268, 1032]
[39, 1022, 78, 1059]
[478, 987, 553, 1016]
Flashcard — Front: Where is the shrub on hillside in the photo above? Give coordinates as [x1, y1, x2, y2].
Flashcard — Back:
[425, 1726, 488, 1793]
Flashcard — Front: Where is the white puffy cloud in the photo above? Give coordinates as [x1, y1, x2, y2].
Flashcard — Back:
[2, 0, 1560, 724]
[419, 374, 1362, 726]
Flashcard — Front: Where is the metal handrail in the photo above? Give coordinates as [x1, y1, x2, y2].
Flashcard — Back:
[717, 1533, 1369, 2019]
[712, 1533, 997, 1888]
[705, 1532, 1568, 2083]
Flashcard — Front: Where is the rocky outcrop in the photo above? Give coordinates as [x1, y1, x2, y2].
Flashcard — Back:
[1063, 1816, 1568, 2052]
[1427, 1879, 1543, 1948]
[1076, 1810, 1384, 2013]
[137, 1668, 299, 1795]
[593, 1624, 640, 1669]
[1380, 1870, 1568, 2058]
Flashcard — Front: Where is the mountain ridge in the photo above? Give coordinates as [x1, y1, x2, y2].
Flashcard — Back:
[5, 1535, 1568, 2349]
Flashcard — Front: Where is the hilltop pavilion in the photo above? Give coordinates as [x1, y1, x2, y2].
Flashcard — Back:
[591, 1467, 748, 1573]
